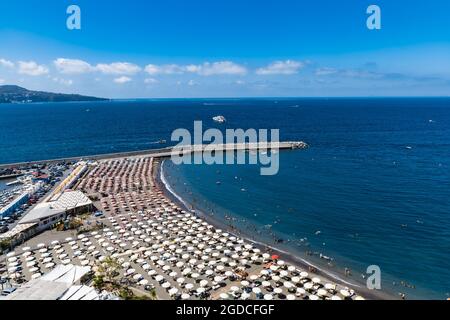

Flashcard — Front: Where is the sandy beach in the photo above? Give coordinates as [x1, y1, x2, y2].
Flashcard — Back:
[1, 155, 396, 300]
[153, 159, 396, 300]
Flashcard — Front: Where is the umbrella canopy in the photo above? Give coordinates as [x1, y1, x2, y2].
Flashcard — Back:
[252, 287, 261, 294]
[340, 289, 351, 297]
[264, 294, 273, 300]
[219, 293, 229, 300]
[196, 287, 205, 294]
[168, 288, 179, 296]
[177, 277, 185, 284]
[185, 283, 194, 290]
[181, 293, 190, 300]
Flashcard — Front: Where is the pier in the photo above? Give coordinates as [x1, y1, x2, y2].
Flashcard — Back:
[0, 141, 308, 169]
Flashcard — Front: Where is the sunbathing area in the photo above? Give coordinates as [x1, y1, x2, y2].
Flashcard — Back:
[1, 156, 365, 300]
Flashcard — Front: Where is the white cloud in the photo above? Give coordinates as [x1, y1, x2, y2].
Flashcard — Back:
[53, 77, 73, 86]
[145, 61, 247, 76]
[54, 59, 141, 75]
[97, 62, 141, 75]
[54, 58, 94, 74]
[186, 61, 247, 76]
[256, 60, 304, 75]
[145, 64, 185, 75]
[187, 79, 197, 86]
[144, 78, 158, 84]
[18, 61, 49, 76]
[114, 76, 132, 84]
[315, 67, 338, 76]
[0, 59, 14, 68]
[0, 79, 5, 84]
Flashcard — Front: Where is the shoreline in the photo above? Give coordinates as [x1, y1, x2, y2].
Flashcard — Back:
[153, 159, 397, 300]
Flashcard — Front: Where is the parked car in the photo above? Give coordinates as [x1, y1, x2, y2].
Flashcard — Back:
[1, 287, 16, 296]
[0, 226, 9, 234]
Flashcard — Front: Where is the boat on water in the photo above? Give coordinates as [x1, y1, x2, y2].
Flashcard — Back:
[6, 180, 22, 187]
[212, 115, 226, 123]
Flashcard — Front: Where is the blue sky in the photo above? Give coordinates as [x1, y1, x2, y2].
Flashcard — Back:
[0, 0, 449, 98]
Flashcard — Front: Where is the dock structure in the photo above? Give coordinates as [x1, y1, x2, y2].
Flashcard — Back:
[0, 141, 308, 169]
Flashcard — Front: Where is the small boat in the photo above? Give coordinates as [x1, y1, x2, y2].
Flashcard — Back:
[158, 139, 167, 144]
[212, 115, 226, 123]
[6, 180, 22, 186]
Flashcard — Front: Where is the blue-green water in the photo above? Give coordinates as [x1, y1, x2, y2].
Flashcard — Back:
[1, 98, 449, 299]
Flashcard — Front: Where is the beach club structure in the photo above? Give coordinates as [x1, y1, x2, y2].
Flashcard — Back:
[0, 156, 365, 300]
[0, 190, 93, 246]
[2, 264, 115, 300]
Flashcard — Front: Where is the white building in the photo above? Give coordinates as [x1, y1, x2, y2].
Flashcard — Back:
[2, 264, 108, 300]
[18, 190, 93, 232]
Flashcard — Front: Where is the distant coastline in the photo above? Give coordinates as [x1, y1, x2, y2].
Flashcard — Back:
[0, 85, 108, 104]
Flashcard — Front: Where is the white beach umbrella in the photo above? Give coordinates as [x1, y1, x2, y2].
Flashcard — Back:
[304, 282, 314, 290]
[252, 287, 261, 294]
[169, 288, 179, 296]
[181, 293, 190, 300]
[309, 294, 319, 300]
[317, 289, 328, 296]
[219, 293, 229, 300]
[196, 287, 205, 294]
[287, 294, 296, 300]
[325, 283, 336, 291]
[297, 288, 306, 295]
[177, 277, 185, 284]
[340, 289, 351, 298]
[230, 286, 240, 292]
[133, 274, 143, 280]
[312, 277, 321, 284]
[264, 294, 273, 300]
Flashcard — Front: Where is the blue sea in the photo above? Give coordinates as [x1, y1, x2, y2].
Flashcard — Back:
[1, 98, 449, 299]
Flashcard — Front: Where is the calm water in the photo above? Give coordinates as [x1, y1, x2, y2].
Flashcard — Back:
[1, 98, 449, 299]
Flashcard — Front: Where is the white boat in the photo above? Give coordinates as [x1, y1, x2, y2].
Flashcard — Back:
[212, 115, 226, 123]
[6, 180, 22, 187]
